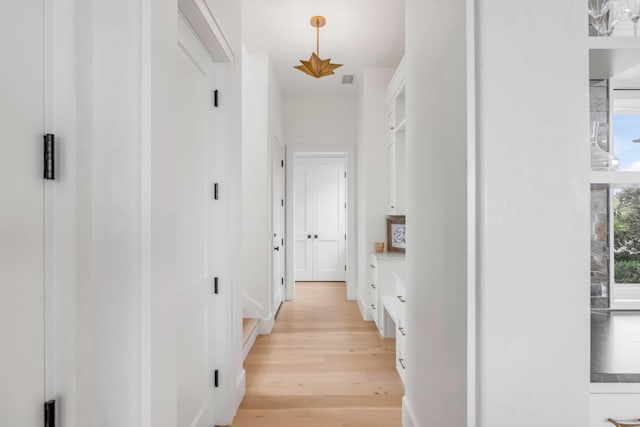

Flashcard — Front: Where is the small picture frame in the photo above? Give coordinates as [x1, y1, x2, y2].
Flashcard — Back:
[386, 215, 406, 253]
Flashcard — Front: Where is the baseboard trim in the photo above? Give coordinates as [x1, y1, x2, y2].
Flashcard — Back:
[258, 312, 275, 335]
[402, 396, 417, 427]
[357, 295, 372, 321]
[242, 325, 259, 360]
[234, 368, 246, 414]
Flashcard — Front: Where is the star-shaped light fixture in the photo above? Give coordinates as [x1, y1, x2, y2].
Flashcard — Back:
[294, 16, 342, 79]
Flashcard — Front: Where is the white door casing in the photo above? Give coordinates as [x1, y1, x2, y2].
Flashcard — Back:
[294, 158, 346, 282]
[272, 139, 285, 312]
[0, 0, 45, 425]
[175, 16, 217, 427]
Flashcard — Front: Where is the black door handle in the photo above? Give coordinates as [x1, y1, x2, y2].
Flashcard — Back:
[307, 234, 311, 239]
[274, 246, 280, 251]
[314, 235, 318, 239]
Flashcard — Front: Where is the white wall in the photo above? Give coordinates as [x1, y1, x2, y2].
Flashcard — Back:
[474, 0, 589, 425]
[356, 68, 394, 315]
[284, 96, 358, 145]
[404, 0, 590, 426]
[403, 0, 468, 425]
[239, 47, 284, 327]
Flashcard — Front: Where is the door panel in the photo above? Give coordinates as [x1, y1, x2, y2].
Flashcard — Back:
[0, 1, 45, 425]
[294, 165, 312, 280]
[312, 163, 346, 281]
[272, 141, 285, 310]
[175, 16, 215, 427]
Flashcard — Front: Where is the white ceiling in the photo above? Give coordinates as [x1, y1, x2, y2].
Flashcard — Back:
[242, 0, 405, 96]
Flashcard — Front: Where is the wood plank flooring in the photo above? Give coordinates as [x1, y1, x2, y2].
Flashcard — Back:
[228, 282, 403, 427]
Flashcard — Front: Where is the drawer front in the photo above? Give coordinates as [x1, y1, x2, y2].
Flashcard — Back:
[396, 317, 407, 340]
[396, 347, 407, 385]
[591, 393, 640, 426]
[368, 284, 377, 308]
[370, 302, 378, 322]
[396, 328, 406, 353]
[369, 254, 378, 269]
[395, 281, 406, 300]
[396, 293, 406, 324]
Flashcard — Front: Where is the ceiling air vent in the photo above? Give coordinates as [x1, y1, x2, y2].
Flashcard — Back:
[342, 75, 354, 85]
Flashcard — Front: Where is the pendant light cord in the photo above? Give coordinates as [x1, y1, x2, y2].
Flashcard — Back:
[316, 17, 320, 56]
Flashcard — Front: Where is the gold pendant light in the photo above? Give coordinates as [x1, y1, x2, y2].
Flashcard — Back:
[294, 16, 343, 78]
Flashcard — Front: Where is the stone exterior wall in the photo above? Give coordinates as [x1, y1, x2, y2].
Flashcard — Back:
[591, 185, 609, 308]
[590, 79, 610, 308]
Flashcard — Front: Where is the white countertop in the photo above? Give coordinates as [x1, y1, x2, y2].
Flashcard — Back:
[370, 251, 406, 260]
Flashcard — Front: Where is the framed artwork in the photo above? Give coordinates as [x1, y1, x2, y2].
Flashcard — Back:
[386, 215, 406, 253]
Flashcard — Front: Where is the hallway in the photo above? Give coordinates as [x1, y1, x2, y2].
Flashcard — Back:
[231, 282, 403, 426]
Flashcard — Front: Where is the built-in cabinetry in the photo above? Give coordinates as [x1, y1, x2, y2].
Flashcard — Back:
[380, 272, 407, 385]
[385, 57, 406, 215]
[367, 252, 405, 336]
[588, 34, 640, 426]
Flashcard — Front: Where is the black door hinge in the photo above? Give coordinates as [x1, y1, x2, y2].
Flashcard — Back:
[213, 183, 219, 200]
[281, 277, 284, 285]
[281, 199, 284, 207]
[214, 369, 219, 388]
[213, 90, 219, 107]
[44, 134, 55, 180]
[44, 400, 55, 427]
[344, 265, 347, 271]
[344, 234, 347, 240]
[213, 277, 219, 294]
[281, 238, 284, 245]
[344, 171, 346, 178]
[281, 160, 284, 168]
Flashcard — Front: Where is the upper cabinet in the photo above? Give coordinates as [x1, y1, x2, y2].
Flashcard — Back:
[386, 56, 406, 215]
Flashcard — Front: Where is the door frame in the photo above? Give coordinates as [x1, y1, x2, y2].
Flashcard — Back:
[285, 145, 356, 301]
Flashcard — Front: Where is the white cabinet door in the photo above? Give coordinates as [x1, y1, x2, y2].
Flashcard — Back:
[0, 1, 45, 425]
[294, 160, 346, 281]
[175, 16, 217, 427]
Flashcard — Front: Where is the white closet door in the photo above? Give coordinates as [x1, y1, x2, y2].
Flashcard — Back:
[312, 163, 346, 281]
[271, 141, 285, 310]
[294, 164, 313, 280]
[0, 1, 45, 425]
[175, 16, 216, 427]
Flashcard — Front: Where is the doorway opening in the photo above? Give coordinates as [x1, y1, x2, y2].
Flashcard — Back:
[289, 152, 349, 299]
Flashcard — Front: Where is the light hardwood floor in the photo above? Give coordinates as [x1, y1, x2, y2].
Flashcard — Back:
[228, 282, 403, 427]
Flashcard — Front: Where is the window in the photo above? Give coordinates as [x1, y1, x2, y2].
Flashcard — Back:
[591, 82, 640, 309]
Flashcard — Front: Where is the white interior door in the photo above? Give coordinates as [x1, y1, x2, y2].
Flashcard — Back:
[175, 16, 216, 427]
[272, 140, 285, 310]
[293, 159, 346, 282]
[294, 164, 313, 280]
[312, 163, 346, 281]
[0, 1, 45, 425]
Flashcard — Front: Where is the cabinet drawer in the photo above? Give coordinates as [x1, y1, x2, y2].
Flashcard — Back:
[396, 347, 406, 385]
[369, 254, 378, 269]
[369, 302, 377, 319]
[396, 327, 406, 353]
[396, 293, 406, 323]
[591, 393, 640, 426]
